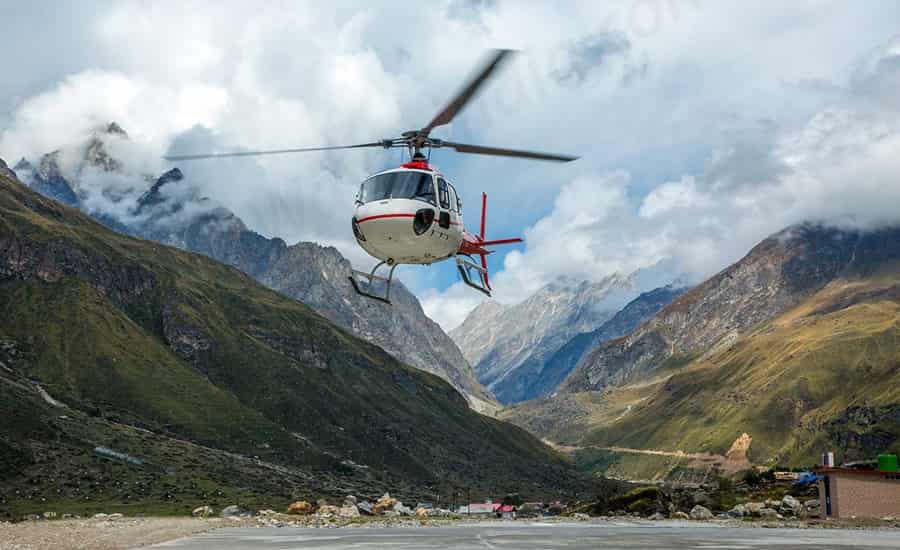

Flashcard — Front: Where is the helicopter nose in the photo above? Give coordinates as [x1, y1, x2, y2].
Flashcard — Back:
[351, 216, 366, 242]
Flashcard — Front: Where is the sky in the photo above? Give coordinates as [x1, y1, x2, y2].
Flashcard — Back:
[2, 1, 900, 330]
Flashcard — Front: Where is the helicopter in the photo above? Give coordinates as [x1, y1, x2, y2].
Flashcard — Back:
[165, 49, 577, 303]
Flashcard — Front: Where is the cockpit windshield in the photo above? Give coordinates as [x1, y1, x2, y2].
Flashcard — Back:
[359, 171, 435, 205]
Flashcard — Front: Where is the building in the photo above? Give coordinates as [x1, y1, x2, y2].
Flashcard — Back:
[817, 467, 900, 519]
[457, 502, 498, 515]
[496, 504, 516, 519]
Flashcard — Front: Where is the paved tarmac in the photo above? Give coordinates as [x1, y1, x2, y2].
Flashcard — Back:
[149, 519, 900, 549]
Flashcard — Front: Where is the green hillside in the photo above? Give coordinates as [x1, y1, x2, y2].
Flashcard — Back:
[584, 273, 900, 464]
[508, 255, 900, 480]
[0, 172, 588, 518]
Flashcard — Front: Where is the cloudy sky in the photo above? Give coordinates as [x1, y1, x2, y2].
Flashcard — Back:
[3, 1, 900, 329]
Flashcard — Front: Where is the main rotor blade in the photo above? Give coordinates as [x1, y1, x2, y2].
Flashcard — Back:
[164, 142, 387, 161]
[421, 49, 515, 135]
[444, 141, 578, 162]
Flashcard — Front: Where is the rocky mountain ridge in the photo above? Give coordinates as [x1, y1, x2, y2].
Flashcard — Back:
[524, 284, 687, 401]
[562, 224, 868, 394]
[11, 125, 494, 410]
[451, 272, 668, 404]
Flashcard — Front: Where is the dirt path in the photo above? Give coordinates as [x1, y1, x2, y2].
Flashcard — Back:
[0, 517, 237, 550]
[548, 434, 752, 476]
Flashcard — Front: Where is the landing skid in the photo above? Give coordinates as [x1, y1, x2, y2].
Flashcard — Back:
[456, 255, 491, 297]
[349, 260, 399, 304]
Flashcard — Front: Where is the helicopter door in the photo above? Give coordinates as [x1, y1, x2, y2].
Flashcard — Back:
[437, 177, 451, 229]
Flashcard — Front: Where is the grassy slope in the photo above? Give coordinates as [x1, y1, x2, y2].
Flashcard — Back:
[0, 173, 584, 515]
[509, 271, 900, 477]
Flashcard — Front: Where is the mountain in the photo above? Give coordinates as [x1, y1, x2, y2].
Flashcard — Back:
[13, 125, 495, 411]
[0, 169, 584, 517]
[562, 224, 867, 394]
[506, 224, 900, 479]
[450, 274, 646, 404]
[0, 159, 16, 181]
[523, 285, 686, 401]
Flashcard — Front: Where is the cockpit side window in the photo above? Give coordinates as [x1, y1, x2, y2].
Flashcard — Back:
[447, 183, 459, 213]
[437, 177, 450, 210]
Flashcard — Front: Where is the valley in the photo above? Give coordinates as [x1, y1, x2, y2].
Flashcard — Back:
[501, 225, 900, 481]
[0, 169, 593, 519]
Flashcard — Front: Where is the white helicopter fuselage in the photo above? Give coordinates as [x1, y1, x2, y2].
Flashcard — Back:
[352, 166, 464, 265]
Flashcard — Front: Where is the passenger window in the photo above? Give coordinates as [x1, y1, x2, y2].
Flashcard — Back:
[437, 178, 450, 210]
[447, 184, 458, 212]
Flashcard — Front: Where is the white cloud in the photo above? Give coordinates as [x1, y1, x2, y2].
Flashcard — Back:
[428, 35, 900, 330]
[3, 3, 900, 332]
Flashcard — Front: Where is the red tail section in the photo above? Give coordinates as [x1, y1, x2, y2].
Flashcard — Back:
[457, 192, 522, 294]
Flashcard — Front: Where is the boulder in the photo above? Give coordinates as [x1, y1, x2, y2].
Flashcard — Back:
[42, 511, 57, 519]
[92, 513, 108, 519]
[779, 495, 802, 516]
[192, 505, 214, 518]
[357, 501, 374, 516]
[108, 513, 124, 520]
[220, 505, 250, 518]
[415, 507, 429, 518]
[316, 505, 341, 518]
[257, 509, 277, 517]
[343, 495, 357, 505]
[804, 499, 820, 510]
[286, 501, 315, 515]
[689, 505, 713, 520]
[648, 512, 665, 520]
[745, 502, 765, 516]
[758, 508, 778, 519]
[339, 504, 360, 518]
[373, 493, 398, 515]
[572, 512, 590, 520]
[393, 502, 413, 516]
[671, 511, 690, 520]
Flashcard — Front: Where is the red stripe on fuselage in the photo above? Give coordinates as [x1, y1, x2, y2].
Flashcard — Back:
[356, 213, 416, 224]
[357, 213, 461, 226]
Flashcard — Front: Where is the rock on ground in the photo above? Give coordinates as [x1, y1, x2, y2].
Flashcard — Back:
[373, 493, 398, 515]
[221, 505, 250, 518]
[192, 505, 214, 518]
[287, 501, 315, 515]
[690, 505, 714, 520]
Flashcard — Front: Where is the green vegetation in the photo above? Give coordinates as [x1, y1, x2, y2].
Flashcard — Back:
[606, 486, 664, 515]
[0, 174, 594, 518]
[563, 274, 900, 480]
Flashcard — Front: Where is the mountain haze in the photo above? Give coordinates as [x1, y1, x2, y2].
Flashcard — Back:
[451, 275, 640, 403]
[525, 285, 686, 401]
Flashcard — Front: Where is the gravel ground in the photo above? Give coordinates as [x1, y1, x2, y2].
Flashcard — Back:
[0, 517, 244, 550]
